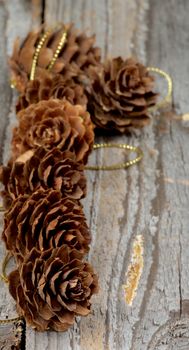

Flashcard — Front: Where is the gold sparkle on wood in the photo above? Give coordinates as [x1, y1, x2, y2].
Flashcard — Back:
[123, 235, 144, 306]
[182, 113, 189, 121]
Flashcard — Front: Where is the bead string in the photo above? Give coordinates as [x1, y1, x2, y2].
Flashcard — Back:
[0, 252, 11, 283]
[85, 143, 143, 171]
[47, 30, 67, 70]
[30, 28, 67, 80]
[147, 67, 173, 111]
[0, 316, 23, 325]
[30, 31, 50, 81]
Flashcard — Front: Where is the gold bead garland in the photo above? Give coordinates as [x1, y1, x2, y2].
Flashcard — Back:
[86, 143, 143, 171]
[147, 67, 173, 111]
[47, 30, 67, 70]
[30, 28, 67, 80]
[30, 31, 50, 81]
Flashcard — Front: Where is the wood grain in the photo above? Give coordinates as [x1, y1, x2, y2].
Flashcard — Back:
[0, 0, 41, 347]
[0, 0, 189, 349]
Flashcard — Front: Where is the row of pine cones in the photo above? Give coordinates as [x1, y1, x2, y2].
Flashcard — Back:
[0, 23, 157, 332]
[0, 98, 97, 331]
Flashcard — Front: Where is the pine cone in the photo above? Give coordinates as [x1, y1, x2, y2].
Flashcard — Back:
[88, 57, 158, 133]
[9, 23, 101, 93]
[0, 166, 13, 209]
[1, 147, 86, 208]
[3, 189, 91, 259]
[12, 99, 94, 164]
[8, 245, 98, 331]
[16, 73, 88, 113]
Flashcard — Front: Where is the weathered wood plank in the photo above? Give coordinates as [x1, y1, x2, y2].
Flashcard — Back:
[0, 0, 41, 348]
[26, 1, 143, 349]
[42, 1, 189, 349]
[131, 0, 189, 348]
[1, 0, 189, 349]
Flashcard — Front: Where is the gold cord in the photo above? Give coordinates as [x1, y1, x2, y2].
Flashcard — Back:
[0, 252, 12, 284]
[147, 67, 173, 111]
[30, 28, 67, 80]
[30, 31, 50, 80]
[0, 205, 4, 212]
[47, 30, 67, 70]
[0, 316, 22, 325]
[85, 143, 143, 171]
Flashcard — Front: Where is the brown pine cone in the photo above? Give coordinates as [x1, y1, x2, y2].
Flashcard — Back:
[8, 245, 98, 331]
[9, 23, 101, 93]
[3, 189, 91, 260]
[16, 73, 88, 113]
[1, 147, 86, 208]
[88, 57, 158, 133]
[12, 99, 94, 164]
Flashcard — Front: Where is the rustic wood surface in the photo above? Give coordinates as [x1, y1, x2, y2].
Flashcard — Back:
[0, 0, 189, 349]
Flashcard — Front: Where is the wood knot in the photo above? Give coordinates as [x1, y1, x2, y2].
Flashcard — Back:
[148, 317, 189, 350]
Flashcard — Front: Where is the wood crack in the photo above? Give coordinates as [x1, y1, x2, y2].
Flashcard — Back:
[117, 158, 142, 349]
[178, 256, 182, 318]
[41, 0, 46, 24]
[104, 169, 131, 349]
[130, 129, 165, 349]
[104, 0, 109, 57]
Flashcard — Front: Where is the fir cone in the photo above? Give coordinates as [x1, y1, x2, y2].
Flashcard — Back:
[16, 74, 87, 113]
[8, 245, 98, 331]
[88, 57, 158, 133]
[2, 189, 91, 260]
[12, 99, 94, 164]
[1, 147, 86, 208]
[9, 23, 101, 93]
[0, 165, 12, 209]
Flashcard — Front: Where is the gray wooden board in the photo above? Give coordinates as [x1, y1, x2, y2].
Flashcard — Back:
[0, 0, 189, 349]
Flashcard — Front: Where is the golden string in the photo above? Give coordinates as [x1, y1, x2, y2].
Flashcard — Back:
[0, 252, 11, 284]
[30, 28, 67, 80]
[0, 316, 22, 325]
[0, 205, 4, 212]
[85, 143, 143, 171]
[47, 30, 67, 70]
[30, 31, 50, 81]
[147, 67, 173, 111]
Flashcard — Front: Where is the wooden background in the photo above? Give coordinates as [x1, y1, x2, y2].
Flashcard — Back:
[1, 0, 189, 349]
